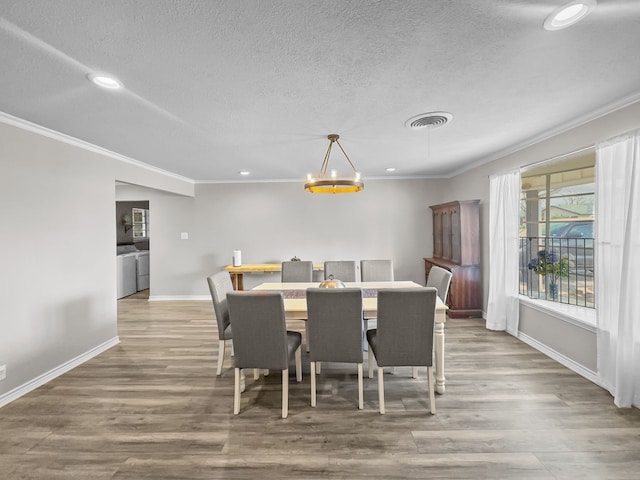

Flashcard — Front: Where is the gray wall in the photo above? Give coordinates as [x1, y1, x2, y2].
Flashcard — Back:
[519, 304, 596, 371]
[0, 118, 193, 402]
[4, 98, 640, 403]
[116, 200, 149, 247]
[442, 99, 640, 372]
[117, 178, 447, 297]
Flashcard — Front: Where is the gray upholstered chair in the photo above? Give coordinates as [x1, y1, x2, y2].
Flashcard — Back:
[324, 260, 358, 282]
[207, 271, 234, 376]
[426, 266, 453, 304]
[306, 288, 364, 409]
[366, 287, 438, 415]
[281, 260, 314, 282]
[359, 259, 394, 349]
[360, 259, 394, 281]
[227, 291, 302, 418]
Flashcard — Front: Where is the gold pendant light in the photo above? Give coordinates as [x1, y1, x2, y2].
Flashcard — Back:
[305, 134, 364, 193]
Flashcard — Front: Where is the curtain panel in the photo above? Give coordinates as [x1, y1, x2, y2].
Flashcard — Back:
[486, 170, 521, 334]
[596, 129, 640, 408]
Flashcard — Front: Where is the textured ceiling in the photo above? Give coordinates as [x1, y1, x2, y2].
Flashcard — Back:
[2, 0, 640, 183]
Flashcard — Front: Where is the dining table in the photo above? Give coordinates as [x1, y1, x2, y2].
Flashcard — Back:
[253, 281, 449, 394]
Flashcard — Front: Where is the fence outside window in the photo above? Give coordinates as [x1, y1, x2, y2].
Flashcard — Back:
[519, 236, 594, 308]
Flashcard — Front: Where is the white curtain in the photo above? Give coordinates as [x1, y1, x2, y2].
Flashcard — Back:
[486, 169, 521, 334]
[596, 130, 640, 408]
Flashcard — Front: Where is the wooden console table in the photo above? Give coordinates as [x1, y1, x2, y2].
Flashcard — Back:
[224, 263, 324, 290]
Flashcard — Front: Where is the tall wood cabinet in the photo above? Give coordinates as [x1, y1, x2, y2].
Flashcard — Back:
[424, 200, 482, 318]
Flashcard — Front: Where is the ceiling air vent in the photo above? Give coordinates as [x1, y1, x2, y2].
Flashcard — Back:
[405, 112, 453, 130]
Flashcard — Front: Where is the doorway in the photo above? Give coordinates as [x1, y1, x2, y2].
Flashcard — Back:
[116, 198, 150, 300]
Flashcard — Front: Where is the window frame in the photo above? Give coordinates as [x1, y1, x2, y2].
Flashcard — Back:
[519, 150, 595, 309]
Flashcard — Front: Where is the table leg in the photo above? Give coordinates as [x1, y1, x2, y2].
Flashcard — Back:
[229, 273, 244, 291]
[434, 312, 446, 394]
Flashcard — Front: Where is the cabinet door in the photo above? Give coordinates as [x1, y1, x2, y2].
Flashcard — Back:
[433, 210, 443, 258]
[442, 209, 451, 259]
[450, 205, 461, 264]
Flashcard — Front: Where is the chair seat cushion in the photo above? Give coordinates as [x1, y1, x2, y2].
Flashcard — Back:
[286, 331, 302, 360]
[221, 324, 232, 340]
[366, 328, 379, 358]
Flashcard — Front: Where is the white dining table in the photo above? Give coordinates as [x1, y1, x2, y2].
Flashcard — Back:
[253, 281, 449, 394]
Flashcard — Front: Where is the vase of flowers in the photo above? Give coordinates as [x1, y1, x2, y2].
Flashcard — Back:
[527, 250, 569, 300]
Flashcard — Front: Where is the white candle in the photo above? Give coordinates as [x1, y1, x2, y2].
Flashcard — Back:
[233, 250, 242, 267]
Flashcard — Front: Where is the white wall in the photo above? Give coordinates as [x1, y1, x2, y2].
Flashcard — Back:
[0, 118, 193, 404]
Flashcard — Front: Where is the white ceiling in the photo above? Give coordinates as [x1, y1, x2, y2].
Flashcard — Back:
[2, 1, 640, 183]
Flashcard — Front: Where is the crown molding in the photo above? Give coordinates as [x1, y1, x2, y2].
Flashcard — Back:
[448, 92, 640, 179]
[0, 111, 195, 185]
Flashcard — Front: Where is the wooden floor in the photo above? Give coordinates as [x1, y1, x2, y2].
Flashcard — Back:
[2, 295, 640, 479]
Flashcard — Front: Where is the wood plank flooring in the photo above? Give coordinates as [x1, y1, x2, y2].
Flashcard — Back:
[1, 294, 640, 479]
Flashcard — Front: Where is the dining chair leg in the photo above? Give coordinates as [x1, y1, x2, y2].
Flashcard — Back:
[317, 362, 321, 374]
[310, 361, 317, 407]
[295, 346, 302, 382]
[216, 339, 226, 376]
[233, 368, 241, 415]
[377, 366, 385, 414]
[357, 363, 363, 410]
[412, 367, 418, 379]
[368, 348, 375, 379]
[305, 326, 310, 352]
[240, 370, 246, 393]
[254, 369, 260, 380]
[362, 319, 368, 352]
[428, 366, 436, 415]
[282, 368, 289, 419]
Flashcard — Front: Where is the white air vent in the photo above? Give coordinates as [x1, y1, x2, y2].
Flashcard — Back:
[405, 112, 453, 130]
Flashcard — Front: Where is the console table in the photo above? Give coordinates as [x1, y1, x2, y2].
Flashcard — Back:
[224, 263, 324, 290]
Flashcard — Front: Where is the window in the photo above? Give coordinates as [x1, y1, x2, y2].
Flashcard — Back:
[519, 151, 595, 308]
[132, 208, 149, 240]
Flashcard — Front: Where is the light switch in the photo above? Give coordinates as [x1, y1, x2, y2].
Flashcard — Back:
[181, 232, 189, 240]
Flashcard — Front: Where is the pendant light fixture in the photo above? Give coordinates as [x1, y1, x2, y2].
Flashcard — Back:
[305, 134, 364, 193]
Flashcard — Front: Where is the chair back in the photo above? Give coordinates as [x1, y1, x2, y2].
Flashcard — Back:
[374, 288, 437, 367]
[324, 260, 358, 282]
[306, 288, 363, 363]
[426, 266, 452, 303]
[207, 271, 234, 340]
[227, 291, 290, 370]
[281, 261, 313, 282]
[360, 259, 394, 281]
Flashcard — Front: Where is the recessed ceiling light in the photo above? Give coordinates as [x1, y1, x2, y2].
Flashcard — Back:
[544, 0, 596, 31]
[87, 73, 123, 90]
[385, 167, 396, 172]
[239, 170, 250, 176]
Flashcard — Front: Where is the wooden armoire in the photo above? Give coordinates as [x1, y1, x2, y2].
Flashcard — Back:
[424, 200, 482, 318]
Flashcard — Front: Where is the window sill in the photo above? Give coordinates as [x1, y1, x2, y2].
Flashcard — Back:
[518, 295, 596, 332]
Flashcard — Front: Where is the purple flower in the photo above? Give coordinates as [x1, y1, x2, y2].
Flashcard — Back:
[527, 249, 569, 278]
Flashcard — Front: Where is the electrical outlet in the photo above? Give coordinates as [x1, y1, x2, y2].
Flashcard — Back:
[0, 364, 6, 381]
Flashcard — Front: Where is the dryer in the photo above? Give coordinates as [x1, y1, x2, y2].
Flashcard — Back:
[135, 251, 150, 291]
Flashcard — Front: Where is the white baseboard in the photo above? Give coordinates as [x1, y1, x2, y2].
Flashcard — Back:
[0, 336, 120, 408]
[148, 295, 209, 301]
[518, 331, 599, 385]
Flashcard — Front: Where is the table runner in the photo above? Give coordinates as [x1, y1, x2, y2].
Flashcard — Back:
[263, 288, 378, 299]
